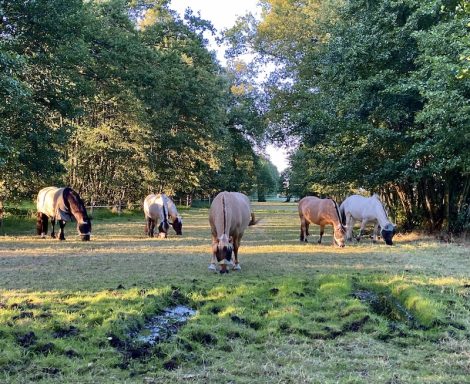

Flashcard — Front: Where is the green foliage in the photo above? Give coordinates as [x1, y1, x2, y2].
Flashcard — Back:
[226, 0, 470, 233]
[1, 0, 269, 205]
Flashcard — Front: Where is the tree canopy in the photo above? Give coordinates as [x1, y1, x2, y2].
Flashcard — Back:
[0, 0, 279, 204]
[225, 0, 469, 233]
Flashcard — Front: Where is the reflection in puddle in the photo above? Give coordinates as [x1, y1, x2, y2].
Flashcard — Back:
[133, 305, 196, 345]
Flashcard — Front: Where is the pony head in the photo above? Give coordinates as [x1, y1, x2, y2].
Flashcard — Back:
[381, 223, 396, 245]
[212, 234, 233, 274]
[78, 219, 92, 241]
[333, 224, 346, 248]
[170, 217, 183, 235]
[157, 219, 170, 238]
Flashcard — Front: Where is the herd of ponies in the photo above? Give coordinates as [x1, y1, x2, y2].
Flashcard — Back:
[35, 186, 396, 274]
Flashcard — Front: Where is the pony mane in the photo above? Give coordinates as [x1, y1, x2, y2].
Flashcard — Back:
[330, 198, 344, 229]
[63, 187, 88, 220]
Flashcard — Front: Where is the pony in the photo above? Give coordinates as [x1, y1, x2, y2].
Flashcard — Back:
[208, 191, 258, 273]
[143, 194, 170, 238]
[340, 194, 396, 245]
[36, 186, 91, 241]
[298, 196, 346, 247]
[165, 195, 183, 235]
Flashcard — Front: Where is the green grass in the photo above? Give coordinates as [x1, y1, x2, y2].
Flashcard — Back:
[0, 202, 469, 383]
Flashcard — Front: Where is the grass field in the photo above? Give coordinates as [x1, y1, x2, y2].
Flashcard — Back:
[0, 202, 469, 383]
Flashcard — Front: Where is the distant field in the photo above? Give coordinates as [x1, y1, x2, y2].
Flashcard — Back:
[0, 202, 469, 383]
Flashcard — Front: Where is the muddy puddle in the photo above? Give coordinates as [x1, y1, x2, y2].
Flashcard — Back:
[131, 305, 196, 345]
[353, 290, 416, 326]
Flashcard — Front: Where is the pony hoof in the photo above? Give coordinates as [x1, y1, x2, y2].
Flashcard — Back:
[208, 264, 217, 272]
[232, 264, 241, 271]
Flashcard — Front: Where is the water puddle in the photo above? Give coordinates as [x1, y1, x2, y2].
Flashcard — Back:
[132, 305, 196, 345]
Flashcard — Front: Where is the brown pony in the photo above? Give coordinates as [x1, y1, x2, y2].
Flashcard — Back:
[298, 196, 345, 247]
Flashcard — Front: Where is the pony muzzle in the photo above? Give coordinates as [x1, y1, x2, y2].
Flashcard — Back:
[80, 233, 91, 241]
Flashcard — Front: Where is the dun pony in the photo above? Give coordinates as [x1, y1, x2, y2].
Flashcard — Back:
[208, 191, 258, 273]
[36, 186, 91, 241]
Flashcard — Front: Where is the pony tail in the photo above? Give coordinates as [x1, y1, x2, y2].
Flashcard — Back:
[341, 209, 346, 226]
[163, 202, 168, 222]
[36, 212, 48, 235]
[36, 212, 43, 235]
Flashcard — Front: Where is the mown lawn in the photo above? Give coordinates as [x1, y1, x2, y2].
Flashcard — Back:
[0, 202, 469, 383]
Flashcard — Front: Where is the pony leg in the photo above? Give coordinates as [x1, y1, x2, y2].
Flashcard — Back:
[357, 220, 367, 242]
[149, 219, 155, 238]
[300, 217, 308, 242]
[318, 225, 324, 244]
[232, 237, 241, 270]
[144, 216, 149, 236]
[50, 218, 56, 238]
[372, 223, 379, 243]
[209, 234, 218, 271]
[346, 214, 354, 242]
[58, 220, 66, 240]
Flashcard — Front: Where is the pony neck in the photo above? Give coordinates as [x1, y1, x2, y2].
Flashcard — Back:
[371, 196, 391, 227]
[65, 189, 88, 223]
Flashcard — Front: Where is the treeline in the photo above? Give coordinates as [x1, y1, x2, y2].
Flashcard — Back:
[226, 0, 469, 233]
[0, 0, 278, 206]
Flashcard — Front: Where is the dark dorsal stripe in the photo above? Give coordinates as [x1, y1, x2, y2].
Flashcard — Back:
[222, 193, 226, 235]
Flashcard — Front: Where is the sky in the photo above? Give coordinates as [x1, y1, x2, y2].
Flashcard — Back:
[169, 0, 289, 173]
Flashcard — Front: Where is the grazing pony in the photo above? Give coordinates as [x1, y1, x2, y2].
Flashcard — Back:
[36, 187, 91, 241]
[208, 191, 258, 273]
[298, 196, 346, 247]
[340, 194, 396, 245]
[165, 195, 183, 235]
[143, 194, 170, 238]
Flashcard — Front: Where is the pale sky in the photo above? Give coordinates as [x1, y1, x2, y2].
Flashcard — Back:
[169, 0, 289, 172]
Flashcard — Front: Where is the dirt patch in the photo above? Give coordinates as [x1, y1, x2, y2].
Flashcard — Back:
[52, 325, 79, 338]
[16, 331, 37, 347]
[13, 311, 34, 320]
[343, 315, 370, 332]
[189, 330, 217, 345]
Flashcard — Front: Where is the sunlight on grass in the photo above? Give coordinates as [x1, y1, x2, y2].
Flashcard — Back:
[218, 306, 238, 318]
